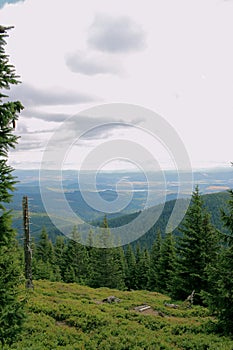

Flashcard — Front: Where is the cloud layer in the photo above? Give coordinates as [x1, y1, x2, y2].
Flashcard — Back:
[88, 14, 146, 53]
[22, 109, 69, 123]
[8, 83, 96, 107]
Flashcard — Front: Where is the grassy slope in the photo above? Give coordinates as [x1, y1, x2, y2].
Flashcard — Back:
[5, 281, 233, 350]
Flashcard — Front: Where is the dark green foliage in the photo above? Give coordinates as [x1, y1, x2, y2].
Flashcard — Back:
[202, 191, 230, 235]
[149, 229, 162, 291]
[205, 189, 233, 335]
[31, 222, 126, 290]
[88, 218, 125, 289]
[172, 186, 219, 303]
[206, 245, 233, 336]
[0, 25, 24, 346]
[62, 226, 89, 284]
[116, 191, 230, 251]
[53, 235, 66, 281]
[157, 231, 176, 294]
[35, 227, 54, 264]
[33, 228, 56, 280]
[111, 245, 126, 290]
[0, 225, 25, 346]
[124, 244, 136, 290]
[221, 189, 233, 243]
[135, 247, 150, 290]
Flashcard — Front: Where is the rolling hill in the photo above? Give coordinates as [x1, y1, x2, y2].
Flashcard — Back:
[12, 190, 231, 249]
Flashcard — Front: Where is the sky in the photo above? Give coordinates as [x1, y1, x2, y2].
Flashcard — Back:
[1, 0, 233, 171]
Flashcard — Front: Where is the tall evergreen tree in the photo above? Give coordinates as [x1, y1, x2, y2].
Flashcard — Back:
[86, 229, 94, 248]
[0, 25, 25, 346]
[89, 217, 125, 289]
[62, 226, 89, 284]
[125, 244, 136, 290]
[201, 212, 220, 293]
[134, 243, 141, 289]
[136, 248, 150, 290]
[172, 186, 219, 303]
[35, 227, 54, 263]
[112, 245, 126, 290]
[148, 229, 162, 291]
[33, 227, 55, 280]
[54, 235, 66, 281]
[221, 189, 233, 244]
[157, 231, 176, 294]
[85, 230, 95, 285]
[205, 189, 233, 335]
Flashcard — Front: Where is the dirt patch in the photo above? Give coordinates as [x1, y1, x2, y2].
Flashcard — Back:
[56, 321, 67, 326]
[133, 305, 166, 317]
[139, 308, 160, 316]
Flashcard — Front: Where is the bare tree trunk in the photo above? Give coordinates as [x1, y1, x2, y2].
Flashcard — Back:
[23, 196, 33, 289]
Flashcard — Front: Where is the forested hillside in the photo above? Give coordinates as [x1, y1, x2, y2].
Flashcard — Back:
[12, 190, 230, 248]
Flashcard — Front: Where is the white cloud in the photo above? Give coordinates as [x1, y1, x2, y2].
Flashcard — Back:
[65, 50, 123, 76]
[88, 13, 146, 53]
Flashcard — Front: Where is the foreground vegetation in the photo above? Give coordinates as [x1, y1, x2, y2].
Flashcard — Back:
[3, 280, 233, 350]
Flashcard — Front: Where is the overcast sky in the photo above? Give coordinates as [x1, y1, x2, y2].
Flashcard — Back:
[1, 0, 233, 171]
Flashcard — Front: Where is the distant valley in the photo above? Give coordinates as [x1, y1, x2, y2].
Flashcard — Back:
[9, 168, 233, 245]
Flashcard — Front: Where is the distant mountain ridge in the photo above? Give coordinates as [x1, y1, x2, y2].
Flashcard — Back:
[9, 168, 232, 246]
[11, 190, 230, 249]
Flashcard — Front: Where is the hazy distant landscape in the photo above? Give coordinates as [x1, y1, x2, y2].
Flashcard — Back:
[10, 167, 233, 243]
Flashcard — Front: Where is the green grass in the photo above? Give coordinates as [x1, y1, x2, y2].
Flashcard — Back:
[5, 280, 233, 350]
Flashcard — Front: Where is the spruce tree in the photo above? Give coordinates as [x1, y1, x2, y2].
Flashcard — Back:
[35, 227, 54, 263]
[89, 217, 125, 289]
[157, 231, 176, 294]
[205, 190, 233, 335]
[0, 25, 25, 346]
[148, 229, 162, 291]
[136, 248, 150, 290]
[112, 245, 126, 290]
[85, 230, 94, 285]
[221, 189, 233, 244]
[172, 186, 219, 303]
[134, 243, 141, 289]
[201, 212, 220, 293]
[33, 227, 55, 280]
[62, 226, 89, 284]
[54, 235, 66, 281]
[86, 229, 94, 248]
[125, 244, 136, 290]
[89, 217, 113, 288]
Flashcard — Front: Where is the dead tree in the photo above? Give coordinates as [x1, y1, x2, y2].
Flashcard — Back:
[23, 196, 33, 289]
[185, 290, 195, 308]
